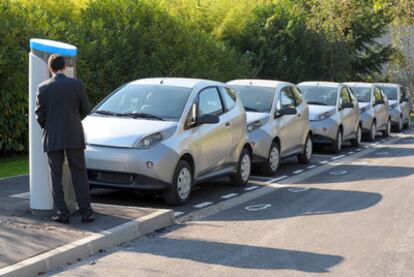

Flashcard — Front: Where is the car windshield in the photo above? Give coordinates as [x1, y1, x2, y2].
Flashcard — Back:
[232, 85, 275, 112]
[380, 86, 398, 100]
[350, 87, 371, 102]
[95, 85, 192, 121]
[298, 85, 338, 106]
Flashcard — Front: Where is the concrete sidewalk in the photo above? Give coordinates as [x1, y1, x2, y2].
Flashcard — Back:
[0, 175, 174, 276]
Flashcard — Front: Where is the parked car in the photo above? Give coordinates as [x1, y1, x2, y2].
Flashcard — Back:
[297, 82, 361, 153]
[83, 78, 252, 205]
[376, 83, 411, 131]
[345, 82, 391, 140]
[227, 79, 312, 175]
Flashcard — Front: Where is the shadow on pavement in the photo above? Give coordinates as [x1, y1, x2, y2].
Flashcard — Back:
[123, 237, 344, 273]
[363, 147, 414, 159]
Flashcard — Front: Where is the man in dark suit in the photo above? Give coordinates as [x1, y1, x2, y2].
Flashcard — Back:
[35, 54, 94, 224]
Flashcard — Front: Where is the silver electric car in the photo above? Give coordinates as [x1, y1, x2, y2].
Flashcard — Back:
[345, 83, 391, 140]
[376, 83, 411, 132]
[83, 78, 252, 205]
[297, 82, 361, 153]
[228, 80, 312, 175]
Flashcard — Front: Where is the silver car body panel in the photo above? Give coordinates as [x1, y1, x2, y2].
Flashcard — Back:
[345, 82, 390, 133]
[227, 79, 311, 162]
[298, 81, 360, 144]
[83, 78, 250, 190]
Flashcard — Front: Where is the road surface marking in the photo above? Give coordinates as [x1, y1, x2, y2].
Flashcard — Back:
[288, 187, 309, 192]
[9, 192, 30, 199]
[319, 160, 328, 164]
[329, 170, 347, 176]
[293, 169, 304, 174]
[245, 204, 271, 211]
[347, 151, 355, 155]
[174, 211, 184, 217]
[221, 193, 238, 199]
[307, 165, 317, 169]
[268, 175, 289, 183]
[251, 176, 271, 181]
[244, 185, 260, 191]
[194, 202, 213, 209]
[331, 155, 346, 160]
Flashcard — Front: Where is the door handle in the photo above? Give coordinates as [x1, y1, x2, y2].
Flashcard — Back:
[225, 122, 231, 127]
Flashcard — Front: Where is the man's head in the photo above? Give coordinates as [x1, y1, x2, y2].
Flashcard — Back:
[48, 54, 66, 74]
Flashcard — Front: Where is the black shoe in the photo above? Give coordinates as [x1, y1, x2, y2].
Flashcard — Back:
[51, 214, 70, 224]
[81, 213, 95, 223]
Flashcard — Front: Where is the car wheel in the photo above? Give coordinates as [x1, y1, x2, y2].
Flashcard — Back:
[330, 129, 342, 153]
[367, 121, 376, 141]
[230, 148, 251, 186]
[164, 160, 193, 206]
[261, 142, 280, 175]
[403, 118, 410, 129]
[351, 125, 362, 147]
[382, 119, 391, 137]
[297, 135, 313, 164]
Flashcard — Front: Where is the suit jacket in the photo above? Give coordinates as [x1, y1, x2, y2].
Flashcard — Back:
[35, 73, 90, 152]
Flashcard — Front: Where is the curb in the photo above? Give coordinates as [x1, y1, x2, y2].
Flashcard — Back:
[0, 209, 175, 277]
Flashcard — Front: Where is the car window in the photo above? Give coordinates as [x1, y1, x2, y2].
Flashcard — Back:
[350, 87, 371, 102]
[232, 85, 275, 112]
[292, 86, 303, 105]
[279, 87, 296, 109]
[374, 88, 383, 102]
[219, 87, 237, 111]
[198, 87, 224, 116]
[340, 87, 351, 104]
[400, 86, 408, 100]
[380, 86, 398, 100]
[298, 85, 338, 106]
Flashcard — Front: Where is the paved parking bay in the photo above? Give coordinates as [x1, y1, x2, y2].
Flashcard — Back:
[46, 128, 414, 276]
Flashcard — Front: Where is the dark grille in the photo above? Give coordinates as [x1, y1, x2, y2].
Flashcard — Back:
[88, 170, 135, 184]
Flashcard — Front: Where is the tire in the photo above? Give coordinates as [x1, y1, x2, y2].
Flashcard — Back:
[261, 141, 280, 175]
[330, 129, 342, 153]
[403, 118, 410, 129]
[382, 119, 391, 137]
[164, 160, 193, 206]
[230, 148, 251, 186]
[297, 135, 313, 164]
[350, 124, 362, 147]
[367, 121, 376, 141]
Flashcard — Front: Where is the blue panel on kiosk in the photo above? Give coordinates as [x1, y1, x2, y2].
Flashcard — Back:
[30, 38, 77, 57]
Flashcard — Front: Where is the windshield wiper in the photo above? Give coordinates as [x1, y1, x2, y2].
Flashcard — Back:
[94, 110, 126, 116]
[307, 101, 328, 106]
[123, 112, 165, 121]
[244, 106, 260, 112]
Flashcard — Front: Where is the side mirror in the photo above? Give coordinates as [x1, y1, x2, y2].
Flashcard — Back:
[197, 114, 220, 125]
[341, 102, 354, 109]
[275, 107, 297, 118]
[400, 97, 409, 103]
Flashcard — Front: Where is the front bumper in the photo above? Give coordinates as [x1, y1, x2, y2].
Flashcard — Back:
[248, 128, 272, 163]
[389, 108, 401, 125]
[85, 143, 180, 191]
[360, 112, 374, 133]
[310, 119, 338, 144]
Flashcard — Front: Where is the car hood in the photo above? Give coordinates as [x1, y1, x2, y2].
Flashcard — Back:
[246, 112, 269, 124]
[389, 100, 398, 106]
[83, 116, 178, 148]
[309, 105, 336, 120]
[359, 102, 370, 110]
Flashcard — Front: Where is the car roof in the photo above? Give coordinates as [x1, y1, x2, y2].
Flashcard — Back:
[375, 83, 401, 88]
[128, 78, 223, 88]
[297, 81, 341, 88]
[344, 82, 375, 88]
[227, 79, 292, 88]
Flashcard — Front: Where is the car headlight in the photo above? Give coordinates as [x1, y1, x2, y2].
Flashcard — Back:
[247, 120, 263, 132]
[389, 103, 398, 110]
[317, 109, 335, 121]
[133, 132, 164, 149]
[360, 106, 370, 112]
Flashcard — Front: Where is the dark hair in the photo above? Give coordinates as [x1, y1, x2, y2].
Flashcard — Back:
[48, 54, 65, 72]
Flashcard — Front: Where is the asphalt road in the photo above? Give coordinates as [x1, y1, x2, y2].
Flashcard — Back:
[47, 128, 414, 276]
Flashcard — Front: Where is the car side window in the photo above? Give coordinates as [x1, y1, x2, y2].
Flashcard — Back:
[219, 87, 237, 111]
[198, 87, 224, 116]
[400, 87, 408, 101]
[374, 88, 383, 102]
[291, 86, 303, 105]
[279, 87, 296, 109]
[340, 87, 351, 104]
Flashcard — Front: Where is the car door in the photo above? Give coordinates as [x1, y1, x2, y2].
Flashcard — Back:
[399, 86, 410, 123]
[373, 87, 387, 129]
[339, 86, 354, 139]
[275, 86, 301, 156]
[292, 86, 309, 149]
[196, 87, 232, 174]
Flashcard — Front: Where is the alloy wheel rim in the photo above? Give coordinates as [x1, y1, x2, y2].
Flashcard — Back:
[177, 167, 191, 200]
[305, 138, 313, 160]
[241, 153, 251, 182]
[269, 146, 280, 171]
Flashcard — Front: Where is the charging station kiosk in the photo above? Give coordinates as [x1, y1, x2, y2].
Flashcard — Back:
[29, 39, 78, 215]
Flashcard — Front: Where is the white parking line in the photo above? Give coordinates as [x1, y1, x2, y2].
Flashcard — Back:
[347, 151, 355, 155]
[268, 175, 289, 183]
[307, 165, 317, 169]
[9, 192, 30, 199]
[331, 154, 346, 160]
[251, 176, 271, 181]
[319, 160, 328, 164]
[174, 211, 184, 217]
[244, 185, 260, 191]
[193, 202, 213, 209]
[221, 193, 238, 199]
[293, 169, 304, 174]
[357, 148, 363, 151]
[364, 145, 370, 148]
